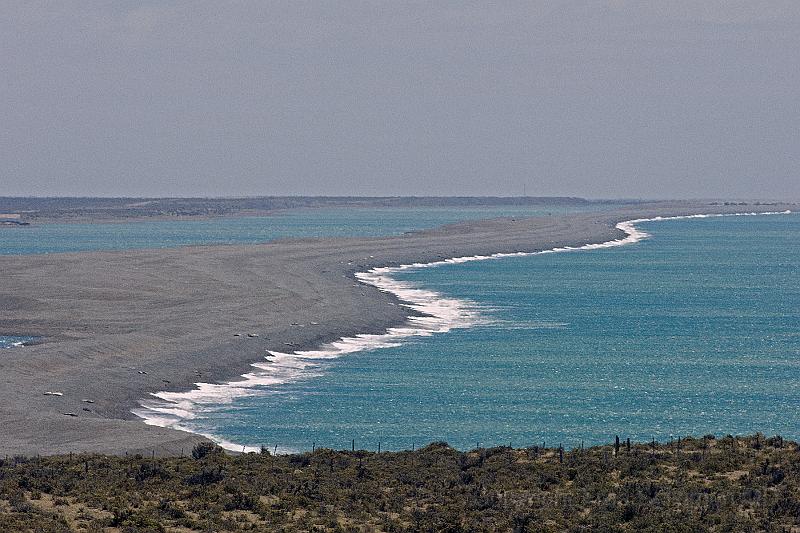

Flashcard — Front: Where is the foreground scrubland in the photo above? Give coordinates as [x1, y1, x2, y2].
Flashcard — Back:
[1, 434, 799, 532]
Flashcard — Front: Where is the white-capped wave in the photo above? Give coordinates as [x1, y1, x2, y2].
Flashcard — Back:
[132, 209, 792, 450]
[132, 257, 489, 446]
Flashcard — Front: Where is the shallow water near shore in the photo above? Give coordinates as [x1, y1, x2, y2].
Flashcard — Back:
[0, 336, 35, 349]
[169, 213, 799, 452]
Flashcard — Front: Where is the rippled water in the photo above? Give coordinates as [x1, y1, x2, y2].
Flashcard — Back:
[3, 207, 796, 452]
[168, 213, 799, 452]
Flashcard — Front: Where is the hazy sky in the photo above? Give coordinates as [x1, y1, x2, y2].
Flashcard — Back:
[2, 1, 798, 199]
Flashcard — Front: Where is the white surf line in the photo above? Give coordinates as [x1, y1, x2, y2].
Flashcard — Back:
[361, 210, 793, 276]
[132, 209, 792, 451]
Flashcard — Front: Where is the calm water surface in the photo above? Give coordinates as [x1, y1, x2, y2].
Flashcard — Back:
[0, 205, 602, 255]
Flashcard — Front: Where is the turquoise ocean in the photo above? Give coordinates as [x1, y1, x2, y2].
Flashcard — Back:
[3, 208, 798, 451]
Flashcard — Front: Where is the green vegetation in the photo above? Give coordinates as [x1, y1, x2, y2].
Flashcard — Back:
[1, 434, 798, 532]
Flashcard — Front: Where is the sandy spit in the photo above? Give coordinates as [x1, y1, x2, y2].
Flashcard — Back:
[0, 201, 793, 456]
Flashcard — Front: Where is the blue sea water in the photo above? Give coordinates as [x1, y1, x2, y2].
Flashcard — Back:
[2, 208, 797, 451]
[0, 203, 609, 354]
[169, 212, 799, 452]
[0, 204, 601, 255]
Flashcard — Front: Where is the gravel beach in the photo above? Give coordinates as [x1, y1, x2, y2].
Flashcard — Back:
[0, 201, 792, 456]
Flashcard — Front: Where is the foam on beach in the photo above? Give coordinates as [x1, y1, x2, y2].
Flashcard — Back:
[132, 209, 792, 451]
[132, 271, 489, 451]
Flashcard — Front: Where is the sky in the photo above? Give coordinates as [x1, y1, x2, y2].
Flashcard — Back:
[1, 1, 798, 199]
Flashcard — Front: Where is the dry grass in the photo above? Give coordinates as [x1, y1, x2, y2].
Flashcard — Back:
[1, 434, 799, 532]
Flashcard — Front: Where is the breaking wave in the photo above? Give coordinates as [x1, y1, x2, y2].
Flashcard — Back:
[133, 210, 791, 451]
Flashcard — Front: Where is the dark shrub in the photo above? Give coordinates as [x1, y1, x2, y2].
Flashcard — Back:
[289, 454, 311, 467]
[222, 489, 260, 512]
[186, 466, 225, 485]
[135, 462, 171, 483]
[157, 499, 186, 519]
[191, 442, 222, 460]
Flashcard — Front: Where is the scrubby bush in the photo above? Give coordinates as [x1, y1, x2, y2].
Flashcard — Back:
[186, 466, 225, 485]
[191, 441, 222, 460]
[2, 435, 800, 531]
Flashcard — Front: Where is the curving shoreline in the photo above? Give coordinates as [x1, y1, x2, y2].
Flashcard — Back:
[137, 209, 793, 451]
[0, 201, 794, 456]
